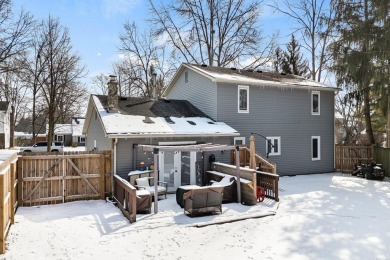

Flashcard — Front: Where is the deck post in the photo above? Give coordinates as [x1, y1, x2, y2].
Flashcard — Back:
[153, 148, 159, 213]
[235, 145, 241, 203]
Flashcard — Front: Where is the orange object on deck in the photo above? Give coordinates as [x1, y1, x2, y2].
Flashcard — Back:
[256, 186, 265, 202]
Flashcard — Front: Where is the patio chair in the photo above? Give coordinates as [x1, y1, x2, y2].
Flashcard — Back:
[135, 177, 168, 199]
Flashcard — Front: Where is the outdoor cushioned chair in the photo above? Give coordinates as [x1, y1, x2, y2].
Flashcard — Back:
[210, 176, 237, 203]
[135, 177, 168, 199]
[136, 190, 152, 214]
[183, 186, 223, 217]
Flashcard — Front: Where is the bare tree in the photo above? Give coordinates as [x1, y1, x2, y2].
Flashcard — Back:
[0, 0, 34, 70]
[118, 22, 175, 98]
[270, 0, 335, 82]
[35, 16, 86, 151]
[91, 73, 109, 95]
[148, 0, 275, 68]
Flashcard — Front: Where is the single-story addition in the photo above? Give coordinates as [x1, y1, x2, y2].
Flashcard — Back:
[165, 63, 340, 176]
[82, 76, 239, 192]
[0, 101, 11, 149]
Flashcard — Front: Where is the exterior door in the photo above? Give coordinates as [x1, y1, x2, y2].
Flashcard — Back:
[159, 150, 196, 192]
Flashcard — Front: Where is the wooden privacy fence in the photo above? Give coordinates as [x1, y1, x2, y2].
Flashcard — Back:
[335, 145, 374, 172]
[374, 147, 390, 177]
[0, 153, 18, 254]
[17, 150, 112, 206]
[113, 175, 137, 223]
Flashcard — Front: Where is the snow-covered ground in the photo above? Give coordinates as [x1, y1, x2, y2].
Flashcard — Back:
[3, 173, 390, 260]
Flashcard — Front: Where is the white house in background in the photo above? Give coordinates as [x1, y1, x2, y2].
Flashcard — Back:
[48, 117, 86, 147]
[71, 117, 86, 146]
[82, 76, 238, 191]
[0, 101, 11, 149]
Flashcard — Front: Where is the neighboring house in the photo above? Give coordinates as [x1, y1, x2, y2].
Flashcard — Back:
[82, 76, 238, 191]
[48, 118, 86, 146]
[165, 63, 339, 176]
[0, 101, 11, 149]
[51, 124, 72, 146]
[71, 117, 86, 146]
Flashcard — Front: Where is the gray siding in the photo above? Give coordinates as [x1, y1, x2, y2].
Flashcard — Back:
[166, 68, 218, 120]
[216, 83, 335, 175]
[115, 136, 232, 180]
[85, 108, 112, 151]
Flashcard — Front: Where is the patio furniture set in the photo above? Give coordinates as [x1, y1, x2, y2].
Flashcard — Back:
[128, 169, 245, 217]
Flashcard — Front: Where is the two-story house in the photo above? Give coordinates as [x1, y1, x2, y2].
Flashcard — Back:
[165, 64, 339, 176]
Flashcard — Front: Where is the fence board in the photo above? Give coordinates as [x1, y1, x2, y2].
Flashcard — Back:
[374, 147, 390, 177]
[0, 153, 18, 254]
[18, 151, 112, 206]
[335, 145, 374, 172]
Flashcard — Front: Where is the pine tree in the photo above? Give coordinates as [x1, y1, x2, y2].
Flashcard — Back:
[331, 0, 390, 144]
[281, 35, 309, 77]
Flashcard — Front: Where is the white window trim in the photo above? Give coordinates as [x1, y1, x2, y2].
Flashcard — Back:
[238, 85, 249, 113]
[266, 136, 281, 156]
[234, 137, 245, 146]
[56, 135, 64, 142]
[312, 136, 321, 161]
[311, 91, 320, 115]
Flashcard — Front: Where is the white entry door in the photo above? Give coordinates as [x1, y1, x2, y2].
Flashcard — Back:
[159, 151, 196, 192]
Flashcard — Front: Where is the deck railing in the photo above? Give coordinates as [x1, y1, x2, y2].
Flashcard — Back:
[231, 146, 277, 174]
[256, 171, 279, 202]
[113, 175, 137, 223]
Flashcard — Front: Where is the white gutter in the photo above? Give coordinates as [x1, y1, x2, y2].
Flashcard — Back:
[106, 133, 240, 139]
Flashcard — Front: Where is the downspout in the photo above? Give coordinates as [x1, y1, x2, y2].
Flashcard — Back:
[112, 138, 118, 197]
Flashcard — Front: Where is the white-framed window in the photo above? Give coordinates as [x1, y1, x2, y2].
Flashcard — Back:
[79, 137, 86, 143]
[266, 137, 281, 156]
[312, 136, 321, 160]
[238, 85, 249, 113]
[311, 91, 320, 115]
[234, 137, 245, 146]
[185, 71, 188, 83]
[55, 135, 64, 142]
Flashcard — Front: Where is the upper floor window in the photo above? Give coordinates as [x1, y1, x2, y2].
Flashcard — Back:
[238, 85, 249, 113]
[234, 137, 245, 146]
[312, 91, 320, 115]
[312, 136, 321, 160]
[266, 137, 281, 156]
[185, 71, 188, 83]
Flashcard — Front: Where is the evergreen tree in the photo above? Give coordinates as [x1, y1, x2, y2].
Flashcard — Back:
[282, 35, 309, 76]
[331, 0, 390, 145]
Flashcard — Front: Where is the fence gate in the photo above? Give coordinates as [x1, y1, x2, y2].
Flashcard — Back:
[17, 151, 111, 206]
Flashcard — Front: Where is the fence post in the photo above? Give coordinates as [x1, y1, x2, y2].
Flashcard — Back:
[17, 159, 22, 206]
[0, 173, 4, 254]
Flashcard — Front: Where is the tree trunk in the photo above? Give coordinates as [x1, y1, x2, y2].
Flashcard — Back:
[363, 87, 375, 144]
[9, 105, 14, 147]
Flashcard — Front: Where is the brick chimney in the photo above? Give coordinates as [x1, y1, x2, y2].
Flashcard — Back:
[107, 75, 118, 112]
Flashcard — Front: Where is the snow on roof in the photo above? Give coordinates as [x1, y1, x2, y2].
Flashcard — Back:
[71, 118, 85, 137]
[53, 124, 72, 135]
[186, 64, 336, 90]
[93, 95, 238, 137]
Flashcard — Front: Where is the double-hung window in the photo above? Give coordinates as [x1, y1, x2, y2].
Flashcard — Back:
[266, 137, 281, 156]
[311, 91, 320, 115]
[238, 85, 249, 113]
[312, 136, 321, 160]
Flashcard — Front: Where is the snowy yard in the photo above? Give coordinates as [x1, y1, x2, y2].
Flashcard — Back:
[3, 173, 390, 260]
